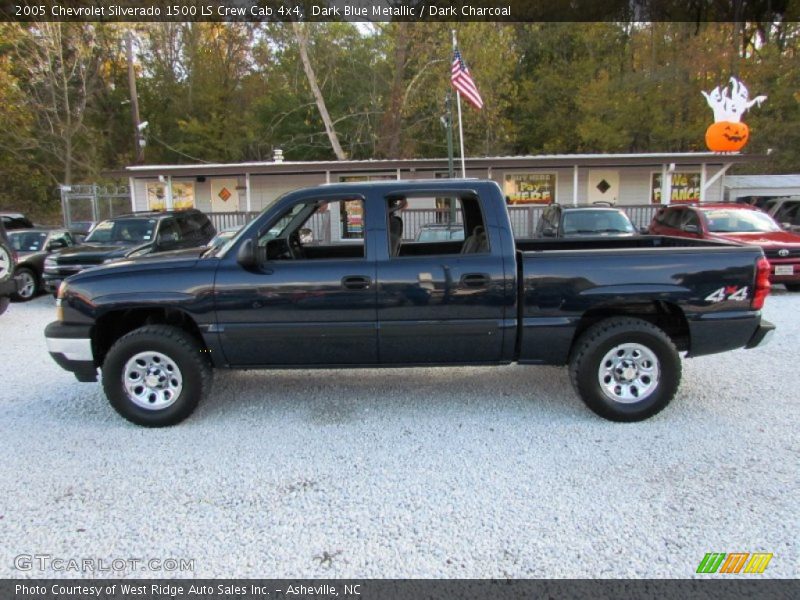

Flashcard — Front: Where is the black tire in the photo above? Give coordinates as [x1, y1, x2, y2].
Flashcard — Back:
[784, 283, 800, 292]
[0, 240, 13, 283]
[11, 267, 38, 301]
[102, 325, 212, 427]
[0, 297, 8, 316]
[569, 317, 681, 422]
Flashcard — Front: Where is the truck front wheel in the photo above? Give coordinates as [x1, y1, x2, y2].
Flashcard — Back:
[102, 325, 212, 427]
[569, 317, 681, 422]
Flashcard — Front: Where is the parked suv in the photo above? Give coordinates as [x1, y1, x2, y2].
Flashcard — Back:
[43, 209, 215, 294]
[0, 221, 20, 315]
[534, 203, 638, 238]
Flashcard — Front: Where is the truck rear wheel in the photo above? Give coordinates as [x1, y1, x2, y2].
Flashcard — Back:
[569, 317, 681, 422]
[102, 325, 212, 427]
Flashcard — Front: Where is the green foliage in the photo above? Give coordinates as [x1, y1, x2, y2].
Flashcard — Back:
[0, 21, 798, 219]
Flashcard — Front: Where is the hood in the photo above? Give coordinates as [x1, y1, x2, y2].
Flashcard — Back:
[67, 251, 211, 284]
[707, 231, 800, 248]
[52, 242, 149, 265]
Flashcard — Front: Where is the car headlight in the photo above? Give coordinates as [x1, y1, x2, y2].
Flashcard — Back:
[55, 281, 68, 321]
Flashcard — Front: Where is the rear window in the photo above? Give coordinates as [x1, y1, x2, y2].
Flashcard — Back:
[562, 210, 635, 234]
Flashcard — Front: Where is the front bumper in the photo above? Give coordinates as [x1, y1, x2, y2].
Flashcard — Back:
[44, 321, 97, 382]
[745, 319, 776, 349]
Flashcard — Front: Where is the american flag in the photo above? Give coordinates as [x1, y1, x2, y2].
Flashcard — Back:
[451, 49, 483, 110]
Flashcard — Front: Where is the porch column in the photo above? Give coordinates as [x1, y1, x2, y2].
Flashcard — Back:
[661, 164, 673, 205]
[128, 177, 137, 211]
[700, 164, 707, 203]
[572, 165, 578, 206]
[165, 175, 174, 210]
[245, 172, 252, 212]
[702, 163, 733, 203]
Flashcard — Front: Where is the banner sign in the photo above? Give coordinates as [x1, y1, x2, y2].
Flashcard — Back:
[651, 172, 700, 204]
[504, 173, 556, 205]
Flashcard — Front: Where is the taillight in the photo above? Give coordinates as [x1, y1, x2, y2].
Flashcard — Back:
[751, 256, 771, 310]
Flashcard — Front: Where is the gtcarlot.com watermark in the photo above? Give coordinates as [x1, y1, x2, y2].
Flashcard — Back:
[14, 553, 195, 573]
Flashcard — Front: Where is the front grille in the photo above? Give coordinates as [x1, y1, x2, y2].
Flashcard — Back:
[764, 248, 800, 260]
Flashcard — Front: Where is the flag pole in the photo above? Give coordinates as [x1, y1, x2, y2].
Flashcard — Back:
[452, 30, 466, 178]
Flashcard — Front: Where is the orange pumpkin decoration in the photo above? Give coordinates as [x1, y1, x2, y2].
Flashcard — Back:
[705, 121, 750, 152]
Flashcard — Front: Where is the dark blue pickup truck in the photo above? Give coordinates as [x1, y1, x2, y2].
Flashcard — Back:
[45, 180, 774, 426]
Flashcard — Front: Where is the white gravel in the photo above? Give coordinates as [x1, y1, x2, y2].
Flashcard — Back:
[0, 291, 797, 579]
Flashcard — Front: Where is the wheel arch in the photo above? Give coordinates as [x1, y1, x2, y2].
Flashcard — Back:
[570, 301, 690, 358]
[92, 306, 207, 367]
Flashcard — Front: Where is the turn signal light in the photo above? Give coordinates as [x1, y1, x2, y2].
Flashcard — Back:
[751, 256, 771, 310]
[55, 282, 67, 321]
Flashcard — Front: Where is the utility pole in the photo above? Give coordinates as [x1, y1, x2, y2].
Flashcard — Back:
[126, 30, 144, 164]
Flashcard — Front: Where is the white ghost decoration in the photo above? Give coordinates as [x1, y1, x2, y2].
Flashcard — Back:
[702, 77, 767, 123]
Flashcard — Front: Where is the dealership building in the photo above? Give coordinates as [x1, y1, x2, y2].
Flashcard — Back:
[103, 152, 766, 239]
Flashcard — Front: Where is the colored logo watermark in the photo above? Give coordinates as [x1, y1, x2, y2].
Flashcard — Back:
[696, 552, 773, 574]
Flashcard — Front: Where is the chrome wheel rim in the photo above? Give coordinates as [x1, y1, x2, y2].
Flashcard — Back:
[0, 248, 10, 280]
[598, 343, 660, 404]
[123, 351, 183, 410]
[16, 271, 36, 298]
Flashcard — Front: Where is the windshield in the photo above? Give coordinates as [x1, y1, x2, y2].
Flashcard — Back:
[562, 210, 635, 234]
[85, 218, 156, 244]
[703, 209, 781, 233]
[8, 231, 48, 252]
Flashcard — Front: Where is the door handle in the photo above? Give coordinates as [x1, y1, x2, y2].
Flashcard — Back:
[461, 273, 490, 288]
[342, 275, 371, 290]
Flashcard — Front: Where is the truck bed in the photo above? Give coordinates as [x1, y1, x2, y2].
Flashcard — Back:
[514, 236, 764, 365]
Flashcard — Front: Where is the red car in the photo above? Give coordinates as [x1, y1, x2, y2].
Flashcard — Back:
[648, 203, 800, 291]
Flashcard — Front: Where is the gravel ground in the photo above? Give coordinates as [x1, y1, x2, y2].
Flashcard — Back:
[0, 291, 797, 579]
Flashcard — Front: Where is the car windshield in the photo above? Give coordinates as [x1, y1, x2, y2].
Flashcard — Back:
[562, 210, 635, 234]
[85, 218, 156, 244]
[703, 209, 781, 233]
[8, 231, 48, 252]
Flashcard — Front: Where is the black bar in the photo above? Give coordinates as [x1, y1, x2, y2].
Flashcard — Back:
[0, 0, 795, 23]
[2, 579, 799, 600]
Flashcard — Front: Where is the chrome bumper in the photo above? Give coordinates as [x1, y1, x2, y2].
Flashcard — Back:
[45, 336, 93, 362]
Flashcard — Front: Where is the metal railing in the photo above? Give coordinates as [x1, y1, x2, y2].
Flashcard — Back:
[208, 211, 260, 232]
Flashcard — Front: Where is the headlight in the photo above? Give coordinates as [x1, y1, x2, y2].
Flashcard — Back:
[55, 282, 68, 321]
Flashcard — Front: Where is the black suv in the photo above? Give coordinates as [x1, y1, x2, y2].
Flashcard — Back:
[43, 209, 215, 294]
[0, 221, 19, 315]
[534, 203, 638, 238]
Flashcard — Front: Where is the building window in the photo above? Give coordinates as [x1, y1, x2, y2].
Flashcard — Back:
[503, 172, 556, 205]
[651, 172, 701, 204]
[146, 181, 195, 211]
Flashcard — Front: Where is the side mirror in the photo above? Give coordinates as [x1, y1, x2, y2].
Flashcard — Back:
[299, 228, 313, 245]
[47, 239, 67, 251]
[237, 238, 258, 269]
[781, 222, 792, 229]
[683, 224, 699, 234]
[639, 226, 649, 235]
[542, 226, 556, 238]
